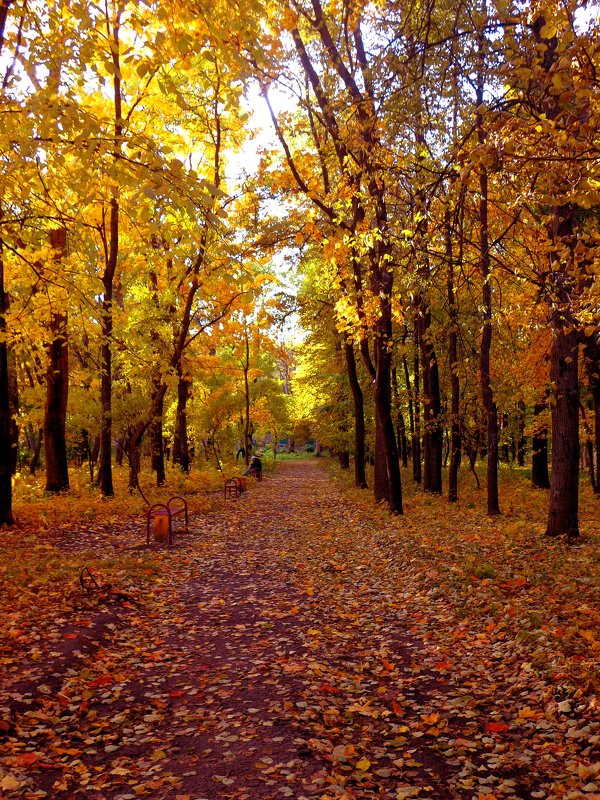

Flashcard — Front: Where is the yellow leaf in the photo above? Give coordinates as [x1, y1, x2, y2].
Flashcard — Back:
[151, 749, 167, 761]
[356, 757, 371, 771]
[1, 774, 21, 791]
[518, 707, 537, 719]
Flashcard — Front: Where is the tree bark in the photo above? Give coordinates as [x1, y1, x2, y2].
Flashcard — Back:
[172, 366, 191, 473]
[98, 7, 123, 497]
[411, 330, 422, 484]
[516, 400, 526, 467]
[477, 74, 500, 515]
[0, 231, 13, 524]
[414, 288, 442, 492]
[243, 329, 251, 466]
[44, 311, 70, 492]
[151, 388, 165, 486]
[546, 326, 580, 537]
[584, 337, 600, 495]
[338, 450, 350, 469]
[447, 235, 461, 503]
[531, 401, 550, 488]
[28, 427, 43, 475]
[127, 433, 142, 491]
[344, 339, 367, 488]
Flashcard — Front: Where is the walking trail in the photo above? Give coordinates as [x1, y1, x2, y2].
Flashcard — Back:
[1, 460, 598, 800]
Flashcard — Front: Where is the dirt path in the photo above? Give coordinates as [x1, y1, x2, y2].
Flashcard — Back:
[1, 461, 597, 799]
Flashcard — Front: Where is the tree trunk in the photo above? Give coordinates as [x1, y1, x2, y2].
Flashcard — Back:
[476, 12, 500, 516]
[531, 401, 550, 488]
[448, 290, 461, 503]
[127, 433, 142, 491]
[0, 204, 13, 524]
[417, 308, 443, 493]
[338, 450, 350, 469]
[411, 331, 422, 484]
[500, 413, 510, 462]
[151, 389, 165, 486]
[401, 353, 415, 463]
[374, 324, 403, 513]
[344, 339, 367, 488]
[392, 367, 407, 468]
[517, 401, 526, 467]
[28, 427, 43, 475]
[594, 398, 600, 497]
[584, 337, 600, 495]
[44, 311, 70, 492]
[98, 7, 123, 497]
[172, 367, 191, 473]
[398, 410, 408, 469]
[546, 326, 580, 537]
[8, 349, 18, 474]
[243, 330, 251, 467]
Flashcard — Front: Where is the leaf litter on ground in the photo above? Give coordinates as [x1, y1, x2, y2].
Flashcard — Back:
[0, 460, 598, 799]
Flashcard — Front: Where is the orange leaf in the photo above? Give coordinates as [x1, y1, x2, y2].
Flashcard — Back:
[17, 753, 39, 766]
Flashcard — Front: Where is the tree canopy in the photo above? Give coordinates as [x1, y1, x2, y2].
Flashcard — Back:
[0, 0, 598, 537]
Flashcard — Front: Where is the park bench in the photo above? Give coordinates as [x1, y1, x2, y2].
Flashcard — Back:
[146, 495, 189, 545]
[224, 476, 247, 499]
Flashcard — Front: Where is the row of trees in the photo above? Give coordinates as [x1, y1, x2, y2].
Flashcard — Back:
[251, 0, 599, 537]
[0, 0, 293, 523]
[0, 0, 598, 540]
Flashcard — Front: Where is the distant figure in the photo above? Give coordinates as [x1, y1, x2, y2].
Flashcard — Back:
[244, 454, 262, 481]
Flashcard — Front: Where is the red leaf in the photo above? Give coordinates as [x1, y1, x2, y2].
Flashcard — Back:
[486, 722, 509, 732]
[319, 682, 341, 695]
[88, 675, 112, 688]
